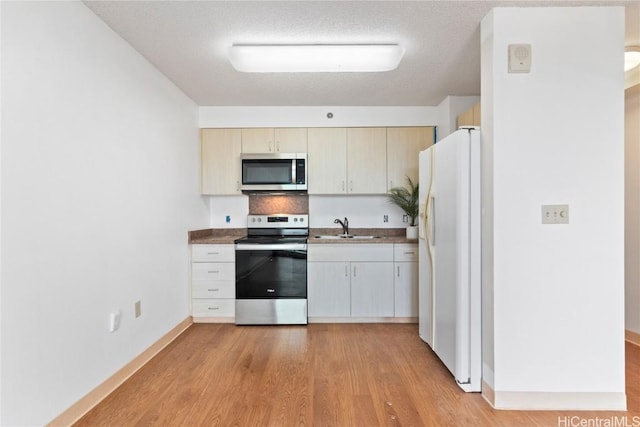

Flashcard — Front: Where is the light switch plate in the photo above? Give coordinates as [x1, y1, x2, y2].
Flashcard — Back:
[541, 204, 569, 224]
[508, 44, 531, 73]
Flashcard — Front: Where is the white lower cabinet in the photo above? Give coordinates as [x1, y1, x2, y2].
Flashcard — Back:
[191, 244, 235, 322]
[307, 262, 351, 317]
[308, 243, 418, 321]
[350, 262, 394, 317]
[393, 244, 419, 317]
[308, 244, 394, 319]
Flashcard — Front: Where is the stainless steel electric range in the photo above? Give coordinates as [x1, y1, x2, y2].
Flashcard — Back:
[234, 214, 308, 325]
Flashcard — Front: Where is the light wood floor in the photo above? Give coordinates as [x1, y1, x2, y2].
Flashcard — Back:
[75, 323, 640, 427]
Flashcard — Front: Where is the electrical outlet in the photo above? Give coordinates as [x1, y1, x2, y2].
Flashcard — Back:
[225, 215, 231, 224]
[135, 301, 142, 318]
[383, 215, 389, 223]
[403, 215, 409, 223]
[541, 204, 569, 224]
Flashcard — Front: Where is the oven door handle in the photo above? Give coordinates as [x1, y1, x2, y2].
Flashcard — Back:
[235, 243, 307, 251]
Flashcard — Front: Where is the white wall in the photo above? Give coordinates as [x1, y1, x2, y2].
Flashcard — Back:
[309, 196, 408, 229]
[199, 106, 438, 128]
[1, 2, 208, 425]
[206, 195, 411, 230]
[481, 7, 626, 409]
[626, 84, 640, 335]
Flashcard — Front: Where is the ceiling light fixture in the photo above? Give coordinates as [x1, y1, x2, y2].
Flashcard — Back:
[625, 46, 640, 72]
[228, 44, 405, 73]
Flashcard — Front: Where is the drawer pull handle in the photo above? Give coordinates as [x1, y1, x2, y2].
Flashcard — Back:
[207, 252, 219, 255]
[207, 288, 219, 292]
[207, 307, 220, 310]
[208, 270, 220, 274]
[267, 288, 275, 293]
[404, 251, 415, 255]
[397, 266, 400, 277]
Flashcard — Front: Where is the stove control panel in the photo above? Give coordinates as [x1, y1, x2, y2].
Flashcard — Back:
[247, 214, 308, 228]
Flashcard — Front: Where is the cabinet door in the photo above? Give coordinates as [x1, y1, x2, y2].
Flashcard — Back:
[307, 128, 348, 194]
[275, 128, 307, 152]
[201, 129, 241, 195]
[394, 262, 418, 317]
[472, 103, 481, 126]
[456, 102, 481, 128]
[386, 127, 434, 191]
[241, 128, 274, 153]
[350, 262, 394, 317]
[347, 128, 387, 194]
[456, 108, 475, 128]
[308, 262, 351, 317]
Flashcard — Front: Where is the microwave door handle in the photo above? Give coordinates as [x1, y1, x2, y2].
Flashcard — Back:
[292, 159, 296, 184]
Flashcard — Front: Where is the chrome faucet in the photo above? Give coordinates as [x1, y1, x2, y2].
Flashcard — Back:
[334, 217, 349, 235]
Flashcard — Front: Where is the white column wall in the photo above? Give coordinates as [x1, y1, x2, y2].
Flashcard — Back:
[1, 2, 208, 425]
[481, 7, 626, 410]
[626, 84, 640, 336]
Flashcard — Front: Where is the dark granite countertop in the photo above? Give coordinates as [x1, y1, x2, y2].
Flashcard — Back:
[307, 228, 417, 244]
[188, 228, 246, 244]
[188, 227, 418, 245]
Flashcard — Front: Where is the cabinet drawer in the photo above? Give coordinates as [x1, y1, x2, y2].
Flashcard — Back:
[192, 299, 235, 317]
[308, 244, 393, 262]
[192, 280, 235, 299]
[191, 244, 235, 262]
[394, 244, 418, 262]
[192, 262, 235, 280]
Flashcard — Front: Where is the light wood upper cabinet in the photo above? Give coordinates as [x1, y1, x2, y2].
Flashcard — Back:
[307, 128, 348, 194]
[241, 128, 307, 153]
[386, 127, 434, 190]
[456, 102, 481, 128]
[201, 129, 241, 195]
[275, 128, 307, 152]
[347, 127, 387, 194]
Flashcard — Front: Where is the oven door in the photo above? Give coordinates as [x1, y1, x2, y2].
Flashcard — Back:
[235, 243, 308, 325]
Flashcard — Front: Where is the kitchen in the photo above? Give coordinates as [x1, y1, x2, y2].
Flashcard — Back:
[2, 1, 639, 426]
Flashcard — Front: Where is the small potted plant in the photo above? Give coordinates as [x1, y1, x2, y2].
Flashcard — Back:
[387, 177, 419, 239]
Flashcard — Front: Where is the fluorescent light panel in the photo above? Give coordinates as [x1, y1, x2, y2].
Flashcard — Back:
[625, 47, 640, 72]
[228, 44, 405, 73]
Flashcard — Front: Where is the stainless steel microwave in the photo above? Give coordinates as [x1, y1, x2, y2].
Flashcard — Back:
[241, 153, 307, 191]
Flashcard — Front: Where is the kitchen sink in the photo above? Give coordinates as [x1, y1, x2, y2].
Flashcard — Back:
[312, 235, 381, 240]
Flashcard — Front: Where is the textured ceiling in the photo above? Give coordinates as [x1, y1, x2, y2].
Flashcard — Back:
[84, 0, 639, 107]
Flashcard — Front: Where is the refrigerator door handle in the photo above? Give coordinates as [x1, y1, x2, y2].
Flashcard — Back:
[429, 196, 436, 246]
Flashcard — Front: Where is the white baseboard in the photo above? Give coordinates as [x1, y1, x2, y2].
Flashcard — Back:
[193, 316, 235, 323]
[308, 317, 418, 323]
[481, 381, 626, 411]
[47, 317, 193, 427]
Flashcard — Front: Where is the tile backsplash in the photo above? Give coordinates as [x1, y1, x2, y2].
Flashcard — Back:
[248, 193, 309, 214]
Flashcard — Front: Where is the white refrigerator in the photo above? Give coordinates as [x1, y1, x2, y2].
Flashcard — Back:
[418, 127, 481, 392]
